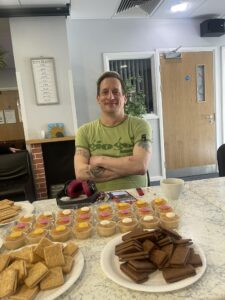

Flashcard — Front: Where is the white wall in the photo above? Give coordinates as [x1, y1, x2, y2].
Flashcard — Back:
[66, 18, 224, 125]
[9, 16, 77, 140]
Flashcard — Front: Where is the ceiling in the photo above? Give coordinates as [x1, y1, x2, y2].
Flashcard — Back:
[0, 0, 224, 20]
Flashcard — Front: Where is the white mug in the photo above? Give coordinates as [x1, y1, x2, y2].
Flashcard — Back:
[160, 178, 184, 200]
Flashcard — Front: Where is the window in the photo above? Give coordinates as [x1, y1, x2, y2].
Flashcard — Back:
[103, 53, 157, 114]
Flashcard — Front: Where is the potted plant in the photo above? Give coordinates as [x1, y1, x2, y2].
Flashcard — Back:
[124, 76, 147, 118]
[0, 48, 7, 69]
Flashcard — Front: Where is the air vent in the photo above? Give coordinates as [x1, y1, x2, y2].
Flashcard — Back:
[117, 0, 163, 15]
[0, 4, 70, 18]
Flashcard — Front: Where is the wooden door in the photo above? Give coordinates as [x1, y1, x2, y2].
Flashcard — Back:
[160, 52, 216, 174]
[0, 90, 25, 142]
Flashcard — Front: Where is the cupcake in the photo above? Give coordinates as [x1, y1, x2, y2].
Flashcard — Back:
[57, 209, 74, 218]
[97, 204, 113, 213]
[96, 220, 116, 237]
[76, 206, 92, 215]
[140, 215, 160, 229]
[11, 222, 31, 233]
[136, 206, 154, 218]
[97, 210, 114, 221]
[55, 216, 73, 227]
[34, 218, 52, 229]
[26, 228, 47, 244]
[134, 200, 149, 210]
[37, 211, 54, 221]
[117, 209, 134, 220]
[115, 202, 131, 211]
[19, 214, 35, 224]
[160, 212, 180, 229]
[49, 225, 71, 242]
[157, 204, 174, 216]
[75, 213, 92, 223]
[151, 198, 167, 211]
[73, 222, 93, 239]
[4, 231, 25, 250]
[117, 217, 138, 233]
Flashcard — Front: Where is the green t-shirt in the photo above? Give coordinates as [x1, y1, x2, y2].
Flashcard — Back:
[76, 115, 152, 191]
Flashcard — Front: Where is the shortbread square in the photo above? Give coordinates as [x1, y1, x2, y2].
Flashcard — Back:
[0, 268, 17, 298]
[34, 237, 53, 259]
[63, 241, 78, 257]
[10, 284, 39, 300]
[0, 254, 11, 272]
[40, 267, 64, 290]
[62, 255, 74, 274]
[44, 243, 65, 268]
[24, 262, 49, 288]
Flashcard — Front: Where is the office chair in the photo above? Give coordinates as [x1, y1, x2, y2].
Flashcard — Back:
[217, 144, 225, 177]
[0, 150, 36, 202]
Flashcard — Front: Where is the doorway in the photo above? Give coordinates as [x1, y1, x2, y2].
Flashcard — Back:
[160, 51, 217, 177]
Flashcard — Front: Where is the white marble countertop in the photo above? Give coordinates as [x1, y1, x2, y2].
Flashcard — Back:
[1, 177, 225, 300]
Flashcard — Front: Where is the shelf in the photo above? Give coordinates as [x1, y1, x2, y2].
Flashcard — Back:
[26, 136, 75, 144]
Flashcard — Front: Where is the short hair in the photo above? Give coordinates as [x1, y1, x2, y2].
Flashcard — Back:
[96, 71, 126, 96]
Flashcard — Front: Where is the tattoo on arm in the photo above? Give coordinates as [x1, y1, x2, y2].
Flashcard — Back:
[90, 166, 105, 178]
[76, 149, 90, 159]
[137, 140, 151, 152]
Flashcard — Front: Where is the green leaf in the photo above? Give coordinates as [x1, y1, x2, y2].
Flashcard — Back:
[124, 76, 147, 118]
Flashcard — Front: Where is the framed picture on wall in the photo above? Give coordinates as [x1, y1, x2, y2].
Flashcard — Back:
[31, 57, 59, 105]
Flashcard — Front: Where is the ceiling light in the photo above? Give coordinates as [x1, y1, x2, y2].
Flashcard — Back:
[171, 2, 188, 13]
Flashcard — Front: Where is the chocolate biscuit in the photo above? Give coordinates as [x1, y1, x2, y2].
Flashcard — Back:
[169, 246, 191, 267]
[162, 264, 196, 283]
[119, 251, 149, 261]
[120, 262, 149, 283]
[149, 249, 169, 269]
[128, 259, 156, 273]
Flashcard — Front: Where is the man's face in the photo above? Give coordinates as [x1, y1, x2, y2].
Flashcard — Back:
[97, 77, 127, 115]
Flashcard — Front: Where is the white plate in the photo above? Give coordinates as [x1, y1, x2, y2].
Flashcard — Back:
[35, 249, 84, 300]
[101, 235, 207, 292]
[0, 202, 34, 227]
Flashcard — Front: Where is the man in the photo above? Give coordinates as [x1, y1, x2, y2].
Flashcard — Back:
[74, 71, 152, 191]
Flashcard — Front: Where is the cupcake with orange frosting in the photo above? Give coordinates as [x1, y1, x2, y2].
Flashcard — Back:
[73, 222, 93, 239]
[151, 198, 167, 211]
[4, 231, 25, 250]
[26, 228, 48, 244]
[133, 200, 149, 210]
[97, 204, 113, 214]
[49, 225, 71, 242]
[115, 202, 131, 211]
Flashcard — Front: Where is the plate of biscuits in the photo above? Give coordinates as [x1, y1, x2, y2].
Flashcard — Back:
[101, 227, 206, 292]
[0, 200, 34, 226]
[0, 237, 84, 299]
